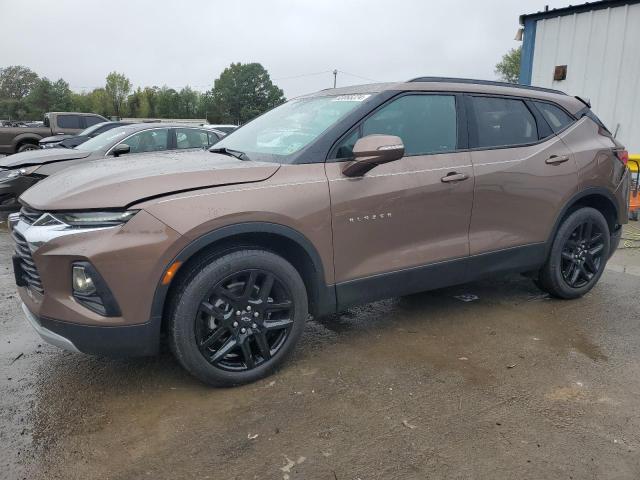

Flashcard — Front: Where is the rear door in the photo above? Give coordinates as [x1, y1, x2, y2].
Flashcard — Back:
[466, 95, 577, 256]
[326, 93, 474, 301]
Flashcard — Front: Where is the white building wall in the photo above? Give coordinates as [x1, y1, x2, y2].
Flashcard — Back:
[530, 3, 640, 153]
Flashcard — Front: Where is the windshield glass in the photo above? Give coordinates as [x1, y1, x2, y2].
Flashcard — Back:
[77, 122, 108, 137]
[212, 94, 371, 163]
[75, 126, 131, 151]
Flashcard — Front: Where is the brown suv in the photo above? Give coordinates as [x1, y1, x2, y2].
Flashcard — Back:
[10, 78, 630, 386]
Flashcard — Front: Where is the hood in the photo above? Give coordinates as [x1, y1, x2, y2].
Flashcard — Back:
[20, 150, 280, 210]
[39, 134, 72, 144]
[0, 148, 90, 169]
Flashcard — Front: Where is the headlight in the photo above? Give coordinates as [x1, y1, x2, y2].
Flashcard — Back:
[0, 165, 40, 181]
[41, 143, 57, 149]
[35, 210, 139, 228]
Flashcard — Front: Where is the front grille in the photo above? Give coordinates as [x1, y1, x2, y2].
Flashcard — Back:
[20, 206, 43, 225]
[11, 229, 44, 294]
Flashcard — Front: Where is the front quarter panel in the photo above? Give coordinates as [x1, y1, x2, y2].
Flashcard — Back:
[138, 163, 335, 284]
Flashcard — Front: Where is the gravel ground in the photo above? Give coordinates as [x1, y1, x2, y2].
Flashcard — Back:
[1, 222, 639, 480]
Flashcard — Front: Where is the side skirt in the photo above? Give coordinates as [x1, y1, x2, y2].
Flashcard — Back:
[335, 243, 546, 310]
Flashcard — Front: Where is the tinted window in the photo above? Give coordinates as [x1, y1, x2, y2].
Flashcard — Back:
[176, 128, 211, 149]
[57, 115, 82, 129]
[216, 126, 237, 134]
[207, 131, 220, 145]
[471, 97, 537, 148]
[84, 116, 104, 127]
[361, 95, 457, 156]
[118, 129, 169, 154]
[535, 102, 574, 133]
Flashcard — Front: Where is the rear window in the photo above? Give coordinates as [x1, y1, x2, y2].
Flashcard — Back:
[470, 97, 537, 148]
[84, 116, 104, 128]
[57, 115, 82, 129]
[534, 102, 574, 133]
[578, 107, 610, 133]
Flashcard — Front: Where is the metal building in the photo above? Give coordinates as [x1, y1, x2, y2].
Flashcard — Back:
[519, 0, 640, 152]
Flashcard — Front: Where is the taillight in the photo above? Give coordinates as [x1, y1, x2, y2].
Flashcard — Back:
[615, 149, 629, 166]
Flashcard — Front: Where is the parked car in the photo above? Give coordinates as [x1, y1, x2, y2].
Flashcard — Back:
[10, 78, 629, 386]
[205, 124, 238, 134]
[39, 121, 132, 149]
[0, 123, 222, 210]
[0, 112, 108, 154]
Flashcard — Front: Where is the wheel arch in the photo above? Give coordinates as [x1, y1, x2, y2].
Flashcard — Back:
[150, 222, 336, 335]
[546, 187, 619, 253]
[13, 133, 43, 151]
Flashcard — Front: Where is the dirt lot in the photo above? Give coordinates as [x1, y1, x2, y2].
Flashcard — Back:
[1, 222, 640, 480]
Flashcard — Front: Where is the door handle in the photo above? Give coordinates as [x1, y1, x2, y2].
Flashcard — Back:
[441, 172, 469, 183]
[546, 154, 569, 165]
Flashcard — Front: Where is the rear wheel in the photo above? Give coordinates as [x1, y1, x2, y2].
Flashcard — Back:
[168, 249, 308, 386]
[536, 207, 610, 299]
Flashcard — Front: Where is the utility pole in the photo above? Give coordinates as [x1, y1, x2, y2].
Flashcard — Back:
[333, 69, 338, 88]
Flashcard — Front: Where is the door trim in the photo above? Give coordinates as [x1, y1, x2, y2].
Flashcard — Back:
[335, 242, 546, 310]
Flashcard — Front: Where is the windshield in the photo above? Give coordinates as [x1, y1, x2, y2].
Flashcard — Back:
[212, 94, 371, 163]
[75, 126, 131, 151]
[77, 122, 109, 137]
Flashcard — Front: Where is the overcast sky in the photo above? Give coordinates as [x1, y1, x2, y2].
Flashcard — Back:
[1, 0, 572, 98]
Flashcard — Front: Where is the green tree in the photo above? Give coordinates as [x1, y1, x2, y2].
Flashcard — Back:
[210, 63, 285, 124]
[105, 71, 132, 117]
[156, 86, 180, 118]
[51, 79, 73, 111]
[0, 65, 39, 100]
[178, 86, 200, 118]
[495, 46, 521, 84]
[25, 78, 54, 115]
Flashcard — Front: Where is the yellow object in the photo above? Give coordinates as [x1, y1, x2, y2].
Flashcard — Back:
[630, 154, 640, 173]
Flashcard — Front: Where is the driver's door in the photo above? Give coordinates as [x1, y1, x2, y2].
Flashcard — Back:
[325, 93, 474, 306]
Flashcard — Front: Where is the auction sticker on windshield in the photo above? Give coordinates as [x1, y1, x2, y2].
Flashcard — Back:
[332, 94, 371, 102]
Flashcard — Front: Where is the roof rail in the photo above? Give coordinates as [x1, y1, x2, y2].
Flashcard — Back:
[407, 77, 567, 96]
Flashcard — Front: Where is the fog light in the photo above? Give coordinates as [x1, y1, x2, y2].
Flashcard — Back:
[72, 265, 96, 294]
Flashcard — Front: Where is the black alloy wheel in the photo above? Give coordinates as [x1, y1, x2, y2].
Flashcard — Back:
[195, 269, 294, 371]
[169, 249, 308, 386]
[560, 220, 605, 288]
[536, 207, 610, 299]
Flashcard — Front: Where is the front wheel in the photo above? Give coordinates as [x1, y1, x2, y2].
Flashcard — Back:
[536, 207, 610, 299]
[168, 249, 308, 386]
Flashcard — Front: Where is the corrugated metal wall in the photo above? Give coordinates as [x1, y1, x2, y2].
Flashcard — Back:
[530, 3, 640, 152]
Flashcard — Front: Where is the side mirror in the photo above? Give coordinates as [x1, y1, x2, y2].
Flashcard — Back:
[342, 134, 404, 177]
[112, 144, 130, 157]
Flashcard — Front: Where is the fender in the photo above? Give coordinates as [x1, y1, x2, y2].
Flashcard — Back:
[545, 186, 620, 255]
[12, 132, 44, 150]
[148, 221, 337, 331]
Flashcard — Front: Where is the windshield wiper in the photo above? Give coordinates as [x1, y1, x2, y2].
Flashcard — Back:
[209, 147, 250, 161]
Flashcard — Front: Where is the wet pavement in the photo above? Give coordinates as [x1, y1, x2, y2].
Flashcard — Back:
[1, 222, 640, 480]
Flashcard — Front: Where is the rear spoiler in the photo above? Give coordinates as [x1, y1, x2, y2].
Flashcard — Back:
[575, 95, 591, 108]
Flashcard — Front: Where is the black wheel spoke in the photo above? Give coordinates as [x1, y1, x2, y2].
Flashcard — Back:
[259, 274, 275, 303]
[584, 255, 597, 273]
[583, 221, 593, 243]
[210, 337, 237, 364]
[589, 244, 604, 256]
[570, 265, 581, 285]
[200, 301, 226, 320]
[589, 232, 603, 246]
[241, 271, 259, 301]
[215, 285, 240, 304]
[264, 318, 293, 331]
[254, 331, 272, 360]
[561, 251, 574, 261]
[199, 327, 226, 349]
[239, 340, 255, 369]
[264, 300, 292, 312]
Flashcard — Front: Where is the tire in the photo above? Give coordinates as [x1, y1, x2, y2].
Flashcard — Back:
[168, 249, 308, 386]
[17, 143, 38, 153]
[536, 207, 610, 299]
